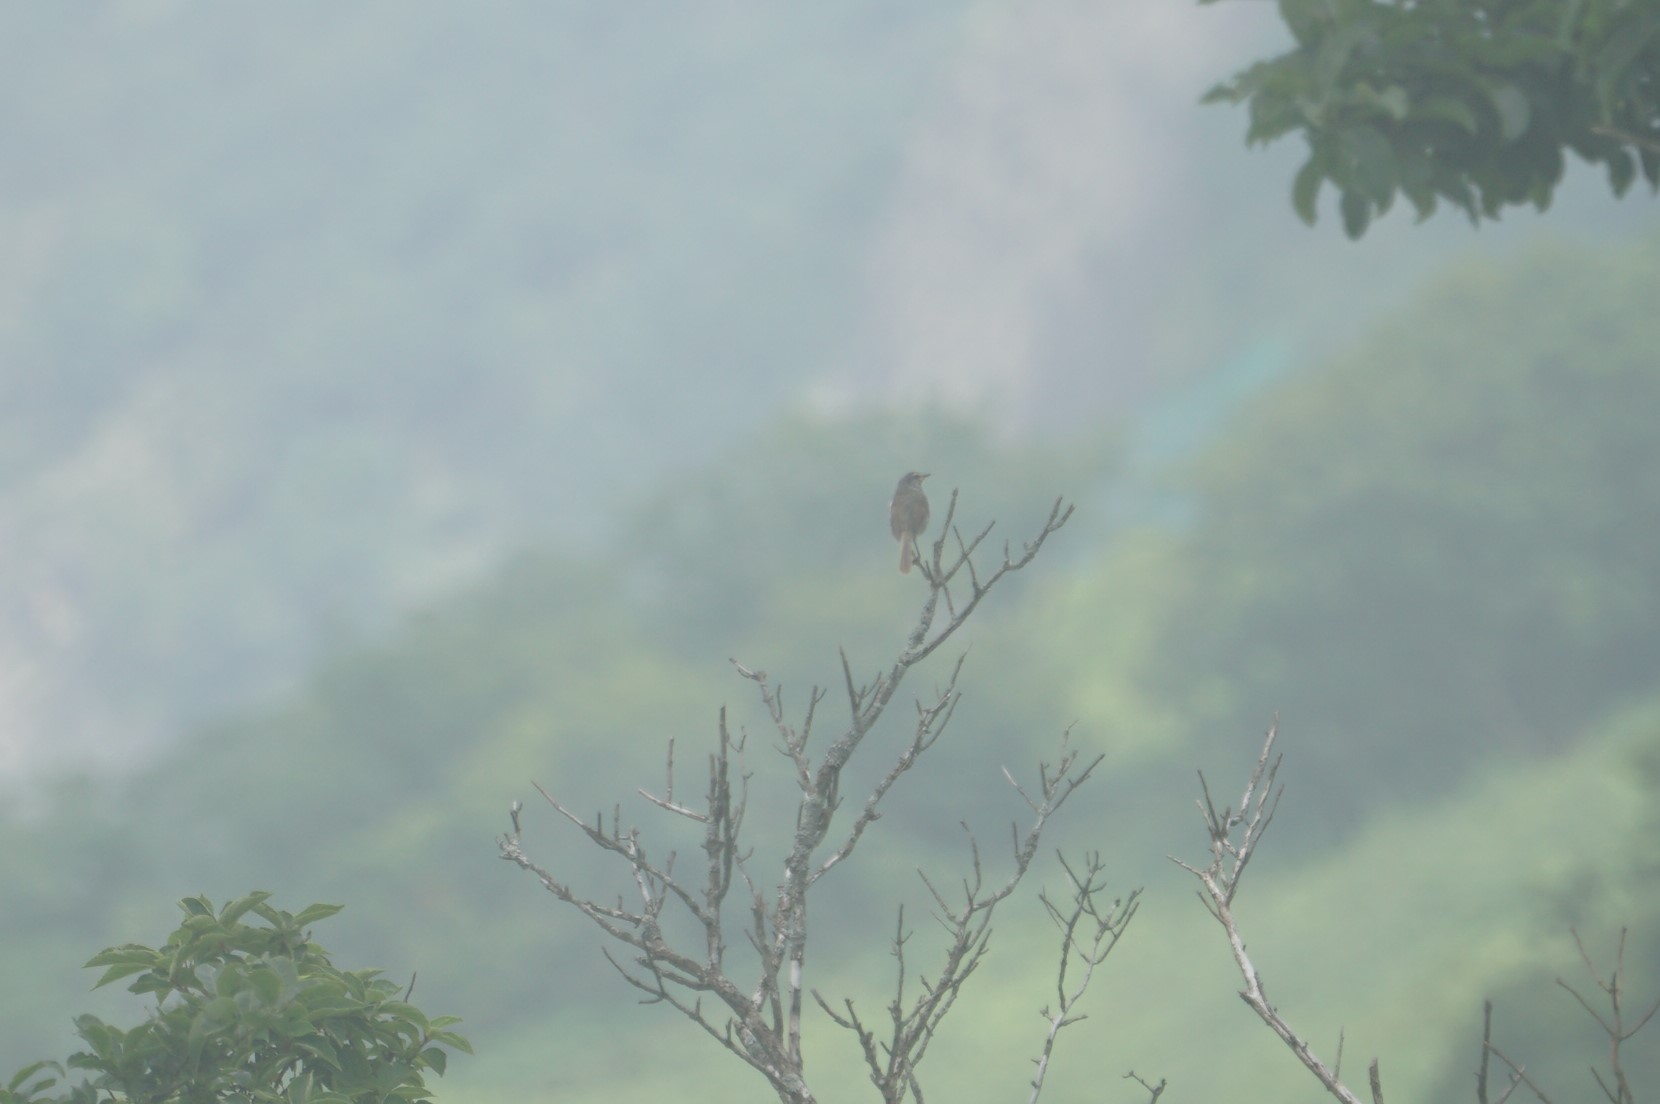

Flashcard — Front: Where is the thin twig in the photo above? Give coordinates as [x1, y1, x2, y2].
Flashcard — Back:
[1026, 852, 1141, 1104]
[1124, 1071, 1167, 1103]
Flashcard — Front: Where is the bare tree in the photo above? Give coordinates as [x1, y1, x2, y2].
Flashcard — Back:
[497, 491, 1656, 1104]
[498, 492, 1130, 1103]
[1175, 722, 1657, 1104]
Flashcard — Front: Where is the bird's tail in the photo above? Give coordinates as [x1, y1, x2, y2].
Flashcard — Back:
[899, 533, 916, 574]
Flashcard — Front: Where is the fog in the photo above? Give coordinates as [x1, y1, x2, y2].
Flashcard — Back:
[3, 5, 1656, 1102]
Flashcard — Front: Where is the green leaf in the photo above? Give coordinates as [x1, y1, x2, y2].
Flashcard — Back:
[1292, 155, 1325, 225]
[87, 948, 162, 989]
[1608, 147, 1636, 195]
[179, 896, 215, 918]
[215, 962, 248, 997]
[6, 1061, 64, 1094]
[428, 1030, 472, 1055]
[218, 891, 273, 927]
[301, 999, 363, 1022]
[1358, 83, 1410, 121]
[379, 1002, 429, 1031]
[84, 944, 161, 971]
[1487, 84, 1531, 143]
[129, 973, 176, 997]
[69, 1018, 119, 1069]
[291, 903, 345, 928]
[1638, 144, 1660, 186]
[295, 1035, 342, 1070]
[1593, 14, 1660, 105]
[179, 915, 223, 941]
[1396, 145, 1437, 219]
[1337, 124, 1397, 204]
[1200, 80, 1241, 106]
[1339, 188, 1371, 238]
[419, 1047, 446, 1076]
[204, 996, 240, 1031]
[1412, 95, 1480, 134]
[248, 965, 283, 1006]
[1313, 20, 1375, 95]
[370, 1060, 417, 1095]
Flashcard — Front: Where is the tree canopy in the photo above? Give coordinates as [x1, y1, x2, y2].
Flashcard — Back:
[3, 894, 468, 1104]
[1206, 0, 1660, 235]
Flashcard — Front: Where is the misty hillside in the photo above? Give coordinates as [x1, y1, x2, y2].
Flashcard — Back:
[7, 233, 1660, 1099]
[2, 1, 1649, 783]
[4, 3, 1659, 1102]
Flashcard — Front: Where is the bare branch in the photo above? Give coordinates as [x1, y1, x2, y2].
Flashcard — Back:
[1026, 852, 1141, 1104]
[1124, 1071, 1167, 1103]
[818, 732, 1100, 1103]
[1478, 1001, 1495, 1104]
[1482, 1035, 1556, 1104]
[638, 751, 706, 822]
[905, 496, 1073, 669]
[1590, 123, 1660, 155]
[1171, 719, 1369, 1104]
[812, 654, 966, 885]
[1549, 927, 1655, 1104]
[500, 491, 1073, 1104]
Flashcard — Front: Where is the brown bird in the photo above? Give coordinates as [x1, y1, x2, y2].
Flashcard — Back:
[889, 471, 931, 574]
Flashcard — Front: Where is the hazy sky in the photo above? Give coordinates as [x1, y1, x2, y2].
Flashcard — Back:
[1, 1, 1654, 782]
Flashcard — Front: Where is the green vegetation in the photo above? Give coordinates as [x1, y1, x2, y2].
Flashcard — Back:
[1053, 234, 1660, 835]
[5, 5, 1657, 1099]
[1205, 0, 1660, 235]
[5, 226, 1659, 1100]
[3, 895, 468, 1104]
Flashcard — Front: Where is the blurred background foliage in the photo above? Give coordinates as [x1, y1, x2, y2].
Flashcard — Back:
[3, 3, 1659, 1103]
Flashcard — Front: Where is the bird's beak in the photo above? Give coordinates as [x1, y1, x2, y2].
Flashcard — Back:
[919, 472, 930, 481]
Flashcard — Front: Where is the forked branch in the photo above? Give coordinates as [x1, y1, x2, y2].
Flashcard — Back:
[1482, 928, 1658, 1104]
[1027, 852, 1142, 1104]
[813, 738, 1105, 1104]
[1170, 720, 1377, 1104]
[1559, 927, 1658, 1104]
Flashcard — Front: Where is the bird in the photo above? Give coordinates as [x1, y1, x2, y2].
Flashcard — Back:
[889, 471, 931, 574]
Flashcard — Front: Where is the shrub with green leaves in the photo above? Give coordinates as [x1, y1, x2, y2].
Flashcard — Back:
[2, 893, 469, 1104]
